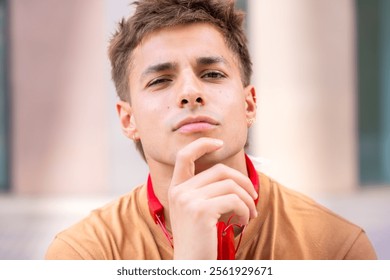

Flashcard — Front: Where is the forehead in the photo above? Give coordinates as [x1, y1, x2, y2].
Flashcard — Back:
[130, 23, 237, 71]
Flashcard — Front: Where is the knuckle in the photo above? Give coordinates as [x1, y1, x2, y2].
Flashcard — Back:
[168, 187, 183, 204]
[167, 187, 177, 200]
[176, 192, 190, 207]
[169, 190, 187, 207]
[229, 193, 241, 203]
[224, 178, 236, 189]
[176, 149, 191, 162]
[214, 163, 228, 174]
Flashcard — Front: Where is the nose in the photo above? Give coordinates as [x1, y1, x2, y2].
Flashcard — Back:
[180, 96, 204, 106]
[176, 73, 205, 108]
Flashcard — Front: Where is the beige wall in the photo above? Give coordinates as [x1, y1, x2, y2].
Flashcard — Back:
[10, 0, 109, 194]
[10, 0, 148, 195]
[248, 0, 357, 196]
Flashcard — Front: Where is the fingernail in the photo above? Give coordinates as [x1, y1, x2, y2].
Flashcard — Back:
[213, 139, 224, 146]
[252, 209, 258, 218]
[253, 190, 258, 199]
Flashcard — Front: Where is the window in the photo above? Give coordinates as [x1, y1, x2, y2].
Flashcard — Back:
[0, 0, 8, 191]
[357, 0, 390, 185]
[235, 0, 248, 29]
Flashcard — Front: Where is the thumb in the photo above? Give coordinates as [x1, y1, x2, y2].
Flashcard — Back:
[171, 137, 223, 186]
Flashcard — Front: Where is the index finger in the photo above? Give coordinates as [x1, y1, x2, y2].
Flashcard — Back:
[171, 137, 223, 186]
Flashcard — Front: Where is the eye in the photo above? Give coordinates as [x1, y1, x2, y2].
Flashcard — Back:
[201, 71, 226, 80]
[147, 77, 172, 88]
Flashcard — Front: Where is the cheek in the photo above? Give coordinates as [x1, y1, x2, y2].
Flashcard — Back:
[133, 101, 172, 135]
[223, 92, 247, 117]
[227, 96, 248, 131]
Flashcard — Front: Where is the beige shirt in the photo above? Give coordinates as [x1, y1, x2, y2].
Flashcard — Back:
[45, 173, 377, 259]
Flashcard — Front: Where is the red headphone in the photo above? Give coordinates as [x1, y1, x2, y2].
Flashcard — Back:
[147, 154, 259, 260]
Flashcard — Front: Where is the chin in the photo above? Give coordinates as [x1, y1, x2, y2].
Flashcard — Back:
[194, 156, 219, 174]
[193, 148, 241, 174]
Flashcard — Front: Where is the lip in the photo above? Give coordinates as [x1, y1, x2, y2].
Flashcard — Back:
[173, 116, 219, 133]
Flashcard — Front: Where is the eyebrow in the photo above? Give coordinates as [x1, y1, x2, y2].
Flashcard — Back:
[141, 62, 178, 81]
[196, 56, 230, 67]
[140, 56, 230, 81]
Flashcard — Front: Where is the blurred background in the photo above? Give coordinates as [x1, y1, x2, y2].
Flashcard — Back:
[0, 0, 389, 259]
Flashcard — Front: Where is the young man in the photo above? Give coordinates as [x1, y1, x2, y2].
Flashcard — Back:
[46, 0, 377, 260]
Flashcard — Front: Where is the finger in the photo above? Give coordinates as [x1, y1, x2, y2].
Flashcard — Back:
[171, 137, 223, 186]
[205, 194, 251, 225]
[181, 163, 258, 200]
[194, 179, 257, 218]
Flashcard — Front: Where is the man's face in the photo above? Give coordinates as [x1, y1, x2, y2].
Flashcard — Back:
[126, 23, 256, 168]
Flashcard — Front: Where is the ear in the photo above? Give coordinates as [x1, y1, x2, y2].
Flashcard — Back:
[244, 85, 257, 126]
[116, 100, 139, 140]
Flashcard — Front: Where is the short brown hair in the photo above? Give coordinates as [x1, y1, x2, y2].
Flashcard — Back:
[108, 0, 252, 102]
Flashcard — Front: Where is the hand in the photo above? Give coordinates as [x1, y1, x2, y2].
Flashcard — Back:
[168, 137, 258, 259]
